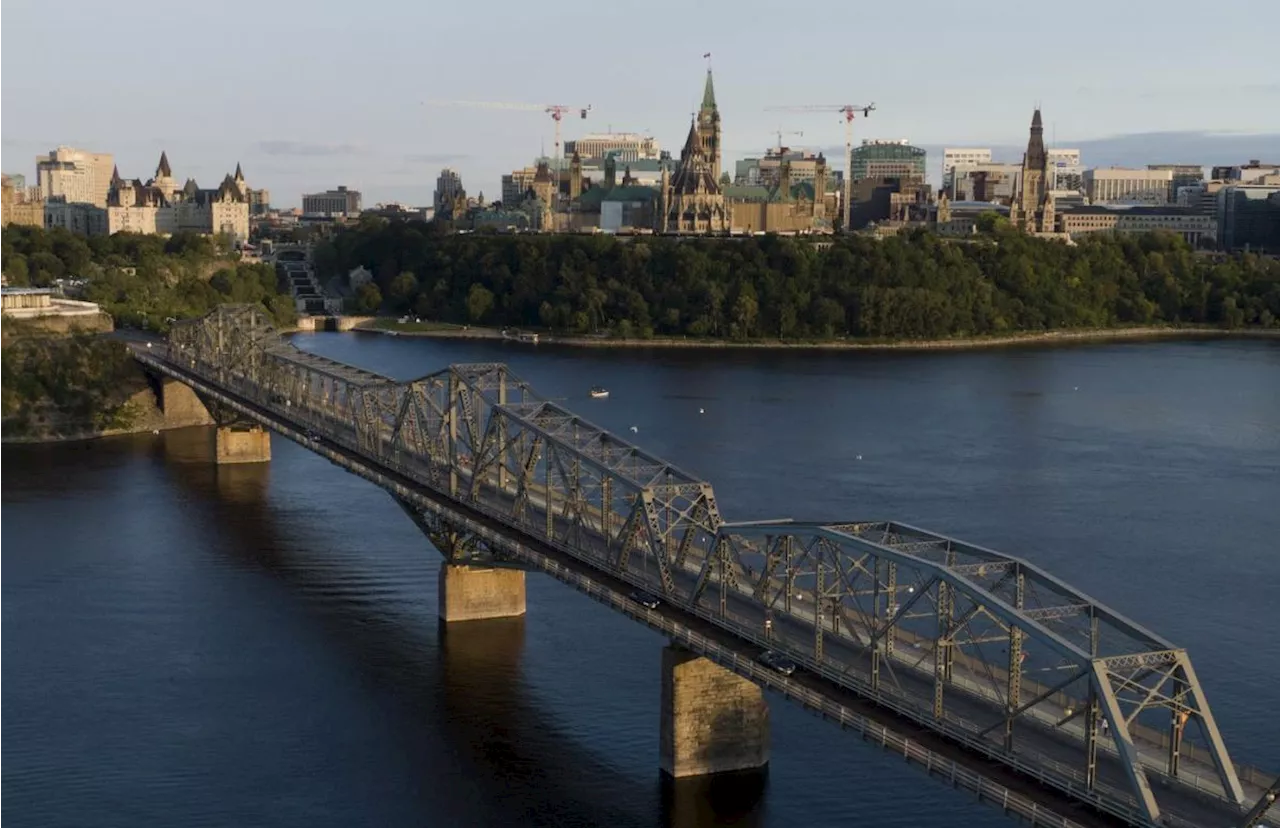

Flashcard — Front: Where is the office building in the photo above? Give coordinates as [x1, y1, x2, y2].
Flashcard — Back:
[943, 148, 992, 187]
[502, 167, 538, 206]
[1210, 161, 1280, 183]
[565, 133, 660, 163]
[1084, 168, 1173, 205]
[1217, 183, 1280, 251]
[1047, 149, 1083, 192]
[850, 140, 926, 181]
[1148, 164, 1204, 200]
[36, 146, 115, 207]
[1058, 206, 1217, 247]
[302, 186, 362, 216]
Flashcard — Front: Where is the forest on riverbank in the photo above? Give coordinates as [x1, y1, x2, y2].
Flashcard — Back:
[1, 335, 149, 439]
[315, 220, 1280, 340]
[2, 226, 296, 331]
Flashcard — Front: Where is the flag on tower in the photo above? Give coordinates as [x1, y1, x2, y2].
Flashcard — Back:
[703, 52, 711, 58]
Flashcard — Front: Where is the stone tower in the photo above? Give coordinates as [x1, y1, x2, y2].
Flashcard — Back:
[569, 152, 582, 200]
[696, 69, 722, 183]
[151, 151, 177, 201]
[1009, 109, 1054, 233]
[660, 70, 728, 234]
[814, 153, 828, 219]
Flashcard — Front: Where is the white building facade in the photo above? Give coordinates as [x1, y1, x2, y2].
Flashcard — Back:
[1084, 168, 1174, 205]
[36, 147, 115, 208]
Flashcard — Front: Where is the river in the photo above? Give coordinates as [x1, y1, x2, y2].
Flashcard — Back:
[4, 334, 1279, 828]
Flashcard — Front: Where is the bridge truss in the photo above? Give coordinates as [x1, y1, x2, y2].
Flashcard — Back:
[163, 305, 1266, 828]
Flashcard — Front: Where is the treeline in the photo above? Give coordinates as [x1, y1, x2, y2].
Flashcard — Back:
[312, 219, 1280, 340]
[2, 226, 296, 331]
[1, 335, 147, 437]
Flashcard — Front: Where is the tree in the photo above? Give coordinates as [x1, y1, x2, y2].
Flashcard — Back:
[352, 282, 382, 314]
[388, 271, 419, 311]
[467, 283, 495, 323]
[4, 255, 30, 286]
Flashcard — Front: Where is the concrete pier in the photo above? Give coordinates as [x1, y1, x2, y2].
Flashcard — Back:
[215, 425, 271, 464]
[660, 644, 770, 777]
[438, 563, 527, 623]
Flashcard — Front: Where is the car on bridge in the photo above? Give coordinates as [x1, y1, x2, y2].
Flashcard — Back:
[758, 650, 797, 676]
[629, 591, 661, 610]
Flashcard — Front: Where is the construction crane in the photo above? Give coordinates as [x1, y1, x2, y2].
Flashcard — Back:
[427, 100, 592, 179]
[764, 103, 876, 230]
[771, 129, 804, 153]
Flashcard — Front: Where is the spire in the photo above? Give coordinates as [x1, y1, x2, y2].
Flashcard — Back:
[110, 165, 122, 186]
[234, 162, 244, 182]
[1025, 108, 1046, 169]
[701, 69, 717, 112]
[156, 151, 172, 178]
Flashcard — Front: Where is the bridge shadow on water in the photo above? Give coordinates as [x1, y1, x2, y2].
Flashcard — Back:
[153, 427, 768, 828]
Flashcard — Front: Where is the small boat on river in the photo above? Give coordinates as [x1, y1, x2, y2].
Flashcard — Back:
[589, 387, 609, 399]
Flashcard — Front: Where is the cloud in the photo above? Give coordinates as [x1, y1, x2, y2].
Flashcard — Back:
[404, 152, 472, 165]
[254, 140, 364, 157]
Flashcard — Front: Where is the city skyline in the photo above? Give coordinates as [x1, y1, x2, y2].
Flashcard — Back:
[3, 0, 1277, 207]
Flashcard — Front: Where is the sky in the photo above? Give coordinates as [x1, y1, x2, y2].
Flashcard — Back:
[3, 0, 1278, 208]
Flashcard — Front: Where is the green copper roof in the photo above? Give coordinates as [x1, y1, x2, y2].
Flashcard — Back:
[701, 70, 716, 111]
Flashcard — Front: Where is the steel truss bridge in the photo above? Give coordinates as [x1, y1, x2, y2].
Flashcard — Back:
[138, 306, 1277, 828]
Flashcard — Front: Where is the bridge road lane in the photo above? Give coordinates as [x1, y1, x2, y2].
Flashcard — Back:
[138, 345, 1271, 828]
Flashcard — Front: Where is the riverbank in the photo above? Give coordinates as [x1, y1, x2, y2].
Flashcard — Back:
[0, 335, 212, 445]
[353, 319, 1280, 351]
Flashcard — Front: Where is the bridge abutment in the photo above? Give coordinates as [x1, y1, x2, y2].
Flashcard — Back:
[158, 378, 214, 428]
[438, 563, 527, 623]
[660, 644, 770, 778]
[215, 425, 272, 464]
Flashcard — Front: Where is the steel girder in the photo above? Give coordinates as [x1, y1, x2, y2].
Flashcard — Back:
[166, 307, 725, 603]
[694, 520, 1247, 824]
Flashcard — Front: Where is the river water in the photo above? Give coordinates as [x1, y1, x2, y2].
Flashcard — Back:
[4, 334, 1279, 828]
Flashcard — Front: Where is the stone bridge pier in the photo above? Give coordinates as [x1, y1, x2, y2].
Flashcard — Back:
[660, 644, 770, 778]
[408, 506, 765, 778]
[151, 374, 271, 464]
[398, 504, 528, 624]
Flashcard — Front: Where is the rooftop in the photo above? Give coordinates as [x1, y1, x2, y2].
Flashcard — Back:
[0, 287, 55, 295]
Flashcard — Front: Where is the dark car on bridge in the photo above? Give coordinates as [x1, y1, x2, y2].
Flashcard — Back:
[629, 591, 661, 610]
[758, 650, 797, 676]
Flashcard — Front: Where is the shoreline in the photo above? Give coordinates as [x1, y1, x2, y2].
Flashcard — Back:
[351, 322, 1280, 352]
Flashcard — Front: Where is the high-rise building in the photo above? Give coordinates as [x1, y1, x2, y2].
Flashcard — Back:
[302, 186, 362, 216]
[36, 146, 115, 207]
[434, 169, 465, 216]
[850, 140, 926, 181]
